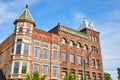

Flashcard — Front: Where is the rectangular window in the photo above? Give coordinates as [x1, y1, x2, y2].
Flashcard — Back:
[52, 66, 58, 77]
[34, 47, 40, 58]
[44, 43, 49, 49]
[33, 64, 39, 72]
[14, 62, 19, 73]
[42, 65, 48, 75]
[62, 52, 66, 61]
[53, 45, 58, 50]
[34, 40, 40, 47]
[77, 56, 82, 64]
[22, 62, 27, 74]
[43, 49, 48, 59]
[17, 39, 22, 42]
[24, 44, 29, 55]
[16, 44, 21, 54]
[70, 54, 74, 63]
[53, 51, 57, 60]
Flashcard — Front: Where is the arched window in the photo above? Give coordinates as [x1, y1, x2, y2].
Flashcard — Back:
[62, 38, 66, 44]
[19, 27, 23, 32]
[92, 75, 96, 80]
[77, 42, 81, 48]
[92, 59, 95, 67]
[83, 44, 88, 50]
[98, 76, 102, 80]
[69, 40, 74, 46]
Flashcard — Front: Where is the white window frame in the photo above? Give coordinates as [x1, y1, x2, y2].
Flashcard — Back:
[52, 66, 58, 77]
[34, 47, 40, 58]
[77, 56, 81, 64]
[53, 51, 58, 60]
[43, 42, 50, 49]
[34, 40, 41, 47]
[62, 52, 66, 61]
[21, 62, 28, 74]
[13, 62, 20, 74]
[43, 49, 48, 59]
[33, 64, 39, 72]
[70, 54, 74, 63]
[24, 43, 29, 55]
[42, 65, 48, 75]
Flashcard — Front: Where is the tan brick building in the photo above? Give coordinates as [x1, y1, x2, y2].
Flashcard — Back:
[0, 6, 104, 80]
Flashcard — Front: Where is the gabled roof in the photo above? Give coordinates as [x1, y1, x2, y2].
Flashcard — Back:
[78, 19, 97, 31]
[17, 5, 34, 22]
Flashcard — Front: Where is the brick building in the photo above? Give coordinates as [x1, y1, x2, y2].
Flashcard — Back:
[0, 6, 104, 80]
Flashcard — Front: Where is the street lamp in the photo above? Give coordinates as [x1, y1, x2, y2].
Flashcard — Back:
[84, 49, 93, 80]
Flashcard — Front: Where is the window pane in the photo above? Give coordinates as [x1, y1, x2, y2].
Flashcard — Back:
[24, 44, 29, 55]
[70, 54, 74, 63]
[42, 65, 48, 75]
[34, 47, 40, 58]
[62, 52, 66, 61]
[14, 62, 19, 73]
[17, 39, 22, 42]
[16, 44, 21, 54]
[33, 64, 39, 72]
[22, 62, 27, 74]
[44, 43, 49, 48]
[53, 45, 58, 50]
[77, 56, 81, 64]
[53, 51, 57, 60]
[43, 49, 48, 59]
[52, 66, 58, 77]
[34, 40, 40, 47]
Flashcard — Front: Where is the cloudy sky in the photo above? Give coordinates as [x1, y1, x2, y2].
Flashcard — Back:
[0, 0, 120, 79]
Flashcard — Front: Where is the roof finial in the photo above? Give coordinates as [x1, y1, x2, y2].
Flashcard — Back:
[26, 5, 28, 8]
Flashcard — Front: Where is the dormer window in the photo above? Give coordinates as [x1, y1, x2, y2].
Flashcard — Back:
[62, 38, 66, 44]
[19, 27, 23, 32]
[69, 40, 74, 46]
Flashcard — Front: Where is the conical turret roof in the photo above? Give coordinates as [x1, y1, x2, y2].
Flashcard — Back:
[14, 5, 36, 27]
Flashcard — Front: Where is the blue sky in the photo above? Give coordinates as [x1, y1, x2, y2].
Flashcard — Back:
[0, 0, 120, 79]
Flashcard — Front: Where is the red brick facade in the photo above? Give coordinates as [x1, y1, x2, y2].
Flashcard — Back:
[0, 6, 104, 80]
